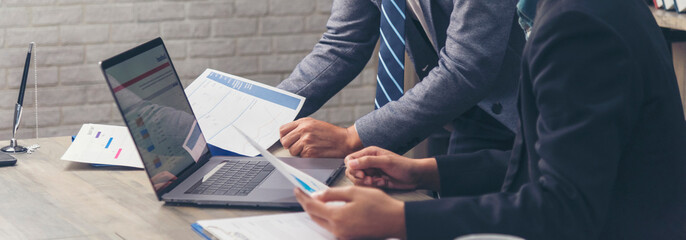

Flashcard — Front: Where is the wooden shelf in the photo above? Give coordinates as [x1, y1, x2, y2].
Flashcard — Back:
[649, 5, 686, 116]
[650, 6, 686, 32]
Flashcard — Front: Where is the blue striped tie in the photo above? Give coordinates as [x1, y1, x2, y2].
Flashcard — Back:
[375, 0, 405, 109]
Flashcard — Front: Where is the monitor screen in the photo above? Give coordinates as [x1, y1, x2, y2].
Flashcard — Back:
[102, 39, 209, 195]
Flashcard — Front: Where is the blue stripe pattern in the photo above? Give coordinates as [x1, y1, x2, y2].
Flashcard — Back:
[375, 0, 405, 109]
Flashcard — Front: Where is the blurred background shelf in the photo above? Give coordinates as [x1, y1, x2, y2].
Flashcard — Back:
[650, 5, 686, 117]
[651, 5, 686, 31]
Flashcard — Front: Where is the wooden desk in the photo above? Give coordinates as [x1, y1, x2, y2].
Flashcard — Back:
[0, 137, 433, 239]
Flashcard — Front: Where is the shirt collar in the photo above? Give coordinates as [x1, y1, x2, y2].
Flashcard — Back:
[517, 0, 539, 40]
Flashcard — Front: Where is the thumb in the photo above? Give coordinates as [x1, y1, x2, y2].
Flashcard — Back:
[312, 187, 356, 202]
[347, 155, 391, 170]
[345, 146, 385, 162]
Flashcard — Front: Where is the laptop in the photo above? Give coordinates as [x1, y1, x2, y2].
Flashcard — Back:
[99, 37, 345, 208]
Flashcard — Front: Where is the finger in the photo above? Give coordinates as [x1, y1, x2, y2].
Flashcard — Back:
[306, 212, 332, 232]
[345, 168, 365, 179]
[364, 176, 372, 186]
[344, 169, 367, 185]
[348, 174, 371, 186]
[347, 155, 392, 170]
[345, 171, 371, 187]
[280, 129, 301, 149]
[345, 146, 384, 161]
[363, 168, 381, 177]
[344, 169, 357, 182]
[287, 138, 305, 157]
[351, 176, 381, 188]
[349, 177, 366, 186]
[312, 187, 355, 202]
[295, 188, 333, 219]
[373, 177, 387, 188]
[279, 120, 299, 137]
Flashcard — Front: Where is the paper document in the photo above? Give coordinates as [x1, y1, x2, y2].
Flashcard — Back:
[193, 212, 334, 240]
[61, 124, 143, 168]
[185, 69, 305, 156]
[234, 127, 329, 195]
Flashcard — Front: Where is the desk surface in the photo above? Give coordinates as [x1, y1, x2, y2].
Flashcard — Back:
[0, 137, 432, 239]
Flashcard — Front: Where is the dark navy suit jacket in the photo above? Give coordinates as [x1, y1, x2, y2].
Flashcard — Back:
[405, 0, 686, 239]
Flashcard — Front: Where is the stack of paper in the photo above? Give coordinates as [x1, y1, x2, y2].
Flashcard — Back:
[185, 69, 305, 156]
[193, 212, 334, 240]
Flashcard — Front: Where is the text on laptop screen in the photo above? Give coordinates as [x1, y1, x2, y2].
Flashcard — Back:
[104, 44, 208, 194]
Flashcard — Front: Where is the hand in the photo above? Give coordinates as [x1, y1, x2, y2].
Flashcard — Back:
[279, 118, 363, 158]
[345, 146, 440, 191]
[294, 186, 406, 239]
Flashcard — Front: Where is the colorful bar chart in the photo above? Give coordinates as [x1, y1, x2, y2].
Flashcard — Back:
[105, 137, 113, 149]
[61, 124, 144, 168]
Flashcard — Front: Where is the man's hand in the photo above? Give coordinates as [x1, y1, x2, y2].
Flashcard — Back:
[345, 146, 440, 191]
[294, 186, 406, 239]
[279, 117, 363, 158]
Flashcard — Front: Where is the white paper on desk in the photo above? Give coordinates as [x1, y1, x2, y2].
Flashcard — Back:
[196, 212, 335, 240]
[61, 124, 143, 168]
[665, 0, 676, 10]
[234, 127, 330, 195]
[185, 69, 305, 157]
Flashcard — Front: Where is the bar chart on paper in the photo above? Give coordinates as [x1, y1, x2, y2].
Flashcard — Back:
[61, 124, 143, 168]
[185, 69, 305, 156]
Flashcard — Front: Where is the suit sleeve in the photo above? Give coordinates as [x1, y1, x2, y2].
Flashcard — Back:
[405, 12, 640, 240]
[276, 0, 380, 118]
[355, 0, 519, 153]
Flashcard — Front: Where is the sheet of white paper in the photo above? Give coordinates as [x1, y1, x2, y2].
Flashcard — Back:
[665, 0, 676, 10]
[61, 124, 143, 168]
[185, 69, 305, 156]
[234, 127, 329, 195]
[196, 212, 334, 240]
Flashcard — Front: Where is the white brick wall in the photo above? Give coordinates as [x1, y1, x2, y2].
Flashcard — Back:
[0, 0, 378, 140]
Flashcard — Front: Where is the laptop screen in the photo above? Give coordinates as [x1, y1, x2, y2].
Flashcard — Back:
[101, 38, 209, 195]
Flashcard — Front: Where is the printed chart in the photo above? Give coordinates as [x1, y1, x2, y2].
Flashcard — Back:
[185, 69, 305, 156]
[61, 124, 143, 168]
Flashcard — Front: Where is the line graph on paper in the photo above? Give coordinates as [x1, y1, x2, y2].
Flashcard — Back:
[185, 69, 305, 156]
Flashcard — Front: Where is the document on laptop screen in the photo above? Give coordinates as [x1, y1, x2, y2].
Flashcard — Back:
[185, 69, 305, 156]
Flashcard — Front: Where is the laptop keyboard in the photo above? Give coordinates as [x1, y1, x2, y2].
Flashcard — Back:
[186, 160, 275, 196]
